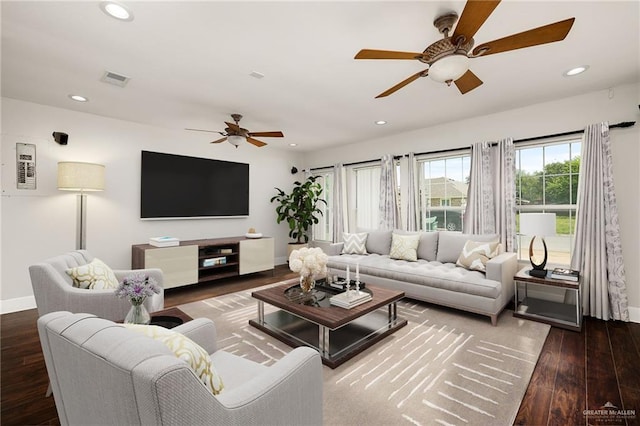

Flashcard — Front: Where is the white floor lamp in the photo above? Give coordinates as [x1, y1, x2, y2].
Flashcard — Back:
[57, 162, 105, 250]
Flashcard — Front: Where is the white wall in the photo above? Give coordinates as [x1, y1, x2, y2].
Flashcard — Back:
[1, 97, 304, 312]
[302, 83, 640, 321]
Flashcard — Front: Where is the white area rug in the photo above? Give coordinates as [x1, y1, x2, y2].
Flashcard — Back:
[179, 284, 550, 426]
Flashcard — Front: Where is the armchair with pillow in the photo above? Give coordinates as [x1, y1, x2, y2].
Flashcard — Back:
[29, 250, 164, 321]
[38, 311, 322, 426]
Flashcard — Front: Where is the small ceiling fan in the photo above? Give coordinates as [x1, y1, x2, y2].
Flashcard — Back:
[355, 0, 575, 97]
[186, 114, 284, 148]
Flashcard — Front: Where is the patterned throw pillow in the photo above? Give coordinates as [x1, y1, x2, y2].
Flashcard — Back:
[66, 258, 119, 289]
[125, 324, 224, 395]
[456, 240, 500, 272]
[342, 232, 368, 255]
[389, 233, 420, 261]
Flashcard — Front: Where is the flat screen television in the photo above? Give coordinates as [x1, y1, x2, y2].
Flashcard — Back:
[140, 150, 249, 219]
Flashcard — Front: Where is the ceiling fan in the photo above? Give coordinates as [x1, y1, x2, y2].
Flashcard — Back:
[355, 0, 575, 98]
[186, 114, 284, 148]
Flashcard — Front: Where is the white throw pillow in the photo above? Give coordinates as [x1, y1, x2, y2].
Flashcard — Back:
[125, 324, 224, 395]
[389, 233, 420, 262]
[66, 258, 119, 290]
[342, 232, 368, 255]
[456, 240, 500, 272]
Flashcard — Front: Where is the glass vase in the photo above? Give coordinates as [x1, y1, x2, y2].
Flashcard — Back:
[300, 275, 315, 293]
[125, 301, 151, 325]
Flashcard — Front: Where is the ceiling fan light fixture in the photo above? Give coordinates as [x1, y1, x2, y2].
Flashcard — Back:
[428, 54, 470, 83]
[228, 135, 244, 147]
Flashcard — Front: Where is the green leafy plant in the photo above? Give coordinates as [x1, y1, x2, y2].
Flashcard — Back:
[270, 176, 326, 244]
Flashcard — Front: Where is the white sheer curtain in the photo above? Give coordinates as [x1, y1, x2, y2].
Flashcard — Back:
[571, 122, 629, 321]
[463, 138, 516, 251]
[379, 154, 399, 230]
[332, 163, 347, 242]
[406, 153, 418, 231]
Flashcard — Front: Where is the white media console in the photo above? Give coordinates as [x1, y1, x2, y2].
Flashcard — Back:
[132, 236, 275, 289]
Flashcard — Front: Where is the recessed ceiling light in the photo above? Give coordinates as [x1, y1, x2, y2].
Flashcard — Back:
[563, 65, 589, 77]
[375, 120, 387, 125]
[68, 94, 89, 102]
[289, 143, 297, 147]
[100, 1, 134, 21]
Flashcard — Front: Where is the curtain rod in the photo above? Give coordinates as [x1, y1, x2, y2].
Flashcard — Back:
[309, 120, 635, 172]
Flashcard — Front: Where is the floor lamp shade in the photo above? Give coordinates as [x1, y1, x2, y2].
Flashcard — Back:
[57, 162, 105, 191]
[57, 162, 105, 250]
[519, 213, 556, 278]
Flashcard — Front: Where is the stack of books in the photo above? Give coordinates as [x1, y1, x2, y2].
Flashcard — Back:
[330, 290, 372, 309]
[551, 267, 579, 281]
[203, 257, 226, 267]
[149, 236, 179, 247]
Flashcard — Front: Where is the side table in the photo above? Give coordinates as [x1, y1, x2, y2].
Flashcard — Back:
[513, 267, 582, 331]
[150, 306, 193, 328]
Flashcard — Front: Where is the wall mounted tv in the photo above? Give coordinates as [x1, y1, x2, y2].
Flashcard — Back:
[140, 150, 249, 219]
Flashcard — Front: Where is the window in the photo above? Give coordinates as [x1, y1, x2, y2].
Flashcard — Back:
[355, 165, 381, 230]
[418, 155, 470, 232]
[312, 171, 333, 242]
[516, 139, 581, 265]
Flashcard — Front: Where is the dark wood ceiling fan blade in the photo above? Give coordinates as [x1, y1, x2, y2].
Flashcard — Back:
[355, 49, 424, 60]
[452, 0, 501, 44]
[211, 136, 228, 144]
[225, 121, 242, 132]
[247, 131, 284, 138]
[246, 137, 267, 147]
[454, 70, 483, 94]
[375, 70, 427, 98]
[185, 128, 220, 133]
[472, 18, 575, 57]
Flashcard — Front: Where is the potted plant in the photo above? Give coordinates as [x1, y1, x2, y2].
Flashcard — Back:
[270, 176, 326, 253]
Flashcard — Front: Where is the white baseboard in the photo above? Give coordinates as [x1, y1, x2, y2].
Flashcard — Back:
[0, 295, 36, 314]
[628, 306, 640, 323]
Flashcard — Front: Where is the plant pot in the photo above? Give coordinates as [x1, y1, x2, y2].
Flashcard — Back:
[287, 243, 308, 262]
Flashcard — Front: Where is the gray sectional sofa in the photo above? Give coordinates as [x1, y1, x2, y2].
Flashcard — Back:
[322, 230, 517, 325]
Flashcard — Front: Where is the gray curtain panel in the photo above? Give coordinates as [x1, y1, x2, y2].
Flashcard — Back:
[378, 154, 399, 230]
[406, 153, 418, 231]
[463, 139, 516, 251]
[571, 122, 629, 321]
[333, 163, 346, 242]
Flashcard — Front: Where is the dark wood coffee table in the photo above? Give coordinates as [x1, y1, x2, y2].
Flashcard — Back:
[249, 280, 407, 368]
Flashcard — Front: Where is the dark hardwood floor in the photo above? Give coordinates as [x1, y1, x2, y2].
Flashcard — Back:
[2, 265, 639, 425]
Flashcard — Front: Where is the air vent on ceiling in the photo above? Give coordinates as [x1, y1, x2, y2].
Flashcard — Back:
[100, 71, 130, 87]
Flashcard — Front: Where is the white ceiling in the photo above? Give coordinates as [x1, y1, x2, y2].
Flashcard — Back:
[2, 1, 639, 152]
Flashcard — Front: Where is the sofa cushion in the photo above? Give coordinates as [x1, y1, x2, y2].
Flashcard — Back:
[456, 240, 500, 272]
[436, 232, 499, 263]
[389, 233, 420, 262]
[65, 258, 119, 290]
[125, 324, 224, 395]
[365, 230, 393, 255]
[417, 232, 439, 261]
[342, 232, 368, 254]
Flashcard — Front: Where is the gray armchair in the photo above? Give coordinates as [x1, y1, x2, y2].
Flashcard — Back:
[38, 311, 323, 426]
[29, 250, 164, 321]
